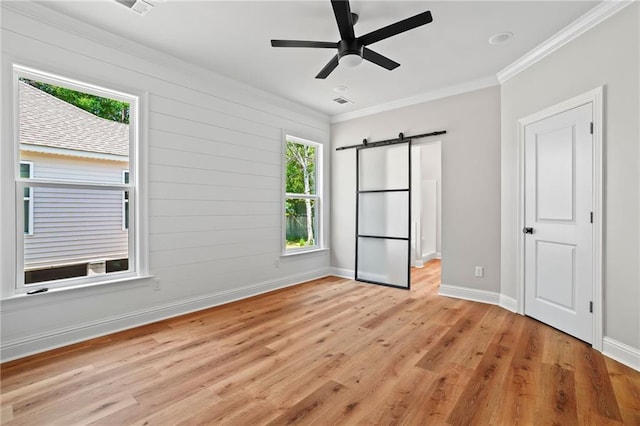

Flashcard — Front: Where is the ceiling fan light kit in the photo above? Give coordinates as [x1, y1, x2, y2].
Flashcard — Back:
[337, 39, 364, 67]
[270, 0, 433, 79]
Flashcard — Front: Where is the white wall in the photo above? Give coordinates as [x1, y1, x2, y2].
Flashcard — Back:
[0, 3, 330, 361]
[331, 86, 501, 292]
[501, 4, 639, 351]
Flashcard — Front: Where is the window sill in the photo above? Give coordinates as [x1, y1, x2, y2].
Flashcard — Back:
[281, 248, 329, 258]
[1, 274, 154, 303]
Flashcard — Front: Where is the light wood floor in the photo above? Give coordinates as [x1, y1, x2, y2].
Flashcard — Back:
[1, 260, 639, 425]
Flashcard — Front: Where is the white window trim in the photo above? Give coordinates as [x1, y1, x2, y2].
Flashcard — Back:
[122, 170, 130, 230]
[282, 134, 323, 255]
[5, 64, 149, 297]
[20, 161, 34, 236]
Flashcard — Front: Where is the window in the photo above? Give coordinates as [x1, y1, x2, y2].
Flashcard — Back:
[123, 170, 130, 230]
[13, 65, 142, 291]
[20, 161, 34, 235]
[284, 135, 321, 253]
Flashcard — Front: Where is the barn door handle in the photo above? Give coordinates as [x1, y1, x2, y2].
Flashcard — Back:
[523, 227, 534, 234]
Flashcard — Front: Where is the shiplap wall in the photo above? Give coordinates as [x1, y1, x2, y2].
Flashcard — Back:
[23, 154, 128, 269]
[0, 3, 330, 361]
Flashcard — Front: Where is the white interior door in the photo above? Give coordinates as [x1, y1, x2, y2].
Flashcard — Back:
[524, 103, 593, 343]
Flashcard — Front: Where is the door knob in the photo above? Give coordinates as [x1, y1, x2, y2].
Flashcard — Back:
[523, 227, 534, 234]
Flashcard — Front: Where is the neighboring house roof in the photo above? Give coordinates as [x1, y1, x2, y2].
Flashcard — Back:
[19, 81, 129, 157]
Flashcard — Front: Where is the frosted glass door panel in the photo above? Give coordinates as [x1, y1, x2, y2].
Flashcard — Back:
[357, 238, 408, 288]
[359, 144, 409, 191]
[358, 192, 408, 238]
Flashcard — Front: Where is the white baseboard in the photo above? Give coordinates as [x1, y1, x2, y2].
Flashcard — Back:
[328, 267, 354, 279]
[499, 294, 518, 313]
[439, 283, 516, 313]
[422, 252, 441, 262]
[439, 283, 500, 306]
[1, 268, 330, 362]
[603, 337, 640, 371]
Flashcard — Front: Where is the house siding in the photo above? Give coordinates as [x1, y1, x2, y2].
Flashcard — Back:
[22, 153, 128, 269]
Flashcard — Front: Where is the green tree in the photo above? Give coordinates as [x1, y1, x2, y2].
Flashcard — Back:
[286, 141, 316, 245]
[21, 78, 130, 124]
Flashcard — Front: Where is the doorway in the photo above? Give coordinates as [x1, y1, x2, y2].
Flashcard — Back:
[411, 141, 442, 268]
[517, 88, 603, 348]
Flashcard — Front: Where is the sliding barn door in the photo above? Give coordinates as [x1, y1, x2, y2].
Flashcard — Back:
[356, 141, 411, 289]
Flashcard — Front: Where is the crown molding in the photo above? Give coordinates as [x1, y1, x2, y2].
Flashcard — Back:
[330, 75, 498, 124]
[497, 0, 635, 84]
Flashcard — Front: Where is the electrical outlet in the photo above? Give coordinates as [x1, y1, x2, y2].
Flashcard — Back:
[475, 266, 484, 277]
[152, 279, 161, 291]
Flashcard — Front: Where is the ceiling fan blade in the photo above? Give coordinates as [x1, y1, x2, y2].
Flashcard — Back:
[271, 40, 337, 48]
[362, 48, 400, 70]
[331, 0, 355, 40]
[315, 54, 340, 79]
[358, 11, 433, 46]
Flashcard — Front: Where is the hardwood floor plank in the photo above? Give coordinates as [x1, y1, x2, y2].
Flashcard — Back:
[0, 365, 95, 406]
[446, 343, 514, 425]
[489, 312, 526, 349]
[606, 357, 640, 425]
[317, 322, 449, 424]
[574, 343, 624, 424]
[2, 260, 638, 425]
[360, 297, 418, 329]
[535, 363, 578, 425]
[266, 380, 348, 425]
[132, 388, 221, 426]
[415, 303, 489, 372]
[488, 316, 542, 425]
[0, 404, 14, 423]
[8, 366, 157, 420]
[392, 362, 470, 425]
[248, 352, 351, 410]
[541, 322, 578, 371]
[445, 304, 509, 370]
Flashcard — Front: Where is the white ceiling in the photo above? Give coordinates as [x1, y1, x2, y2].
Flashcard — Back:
[39, 0, 600, 117]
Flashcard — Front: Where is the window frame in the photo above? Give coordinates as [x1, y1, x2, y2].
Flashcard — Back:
[282, 134, 323, 255]
[122, 170, 130, 230]
[11, 65, 144, 294]
[20, 161, 34, 236]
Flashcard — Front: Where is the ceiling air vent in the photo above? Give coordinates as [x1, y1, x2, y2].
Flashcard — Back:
[114, 0, 154, 16]
[333, 96, 354, 105]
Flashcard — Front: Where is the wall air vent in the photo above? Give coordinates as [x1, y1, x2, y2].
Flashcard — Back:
[333, 96, 354, 105]
[114, 0, 154, 16]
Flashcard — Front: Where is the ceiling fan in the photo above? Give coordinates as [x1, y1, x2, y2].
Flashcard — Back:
[271, 0, 433, 79]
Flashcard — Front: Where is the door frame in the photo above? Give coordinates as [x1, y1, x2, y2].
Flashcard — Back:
[516, 87, 603, 351]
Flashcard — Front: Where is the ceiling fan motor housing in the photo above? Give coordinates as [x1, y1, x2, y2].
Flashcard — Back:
[337, 39, 363, 60]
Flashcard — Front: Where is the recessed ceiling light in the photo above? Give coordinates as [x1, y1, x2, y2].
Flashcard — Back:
[333, 85, 349, 93]
[488, 32, 513, 45]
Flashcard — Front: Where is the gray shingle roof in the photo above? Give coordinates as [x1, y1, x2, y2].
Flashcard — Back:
[19, 81, 129, 157]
